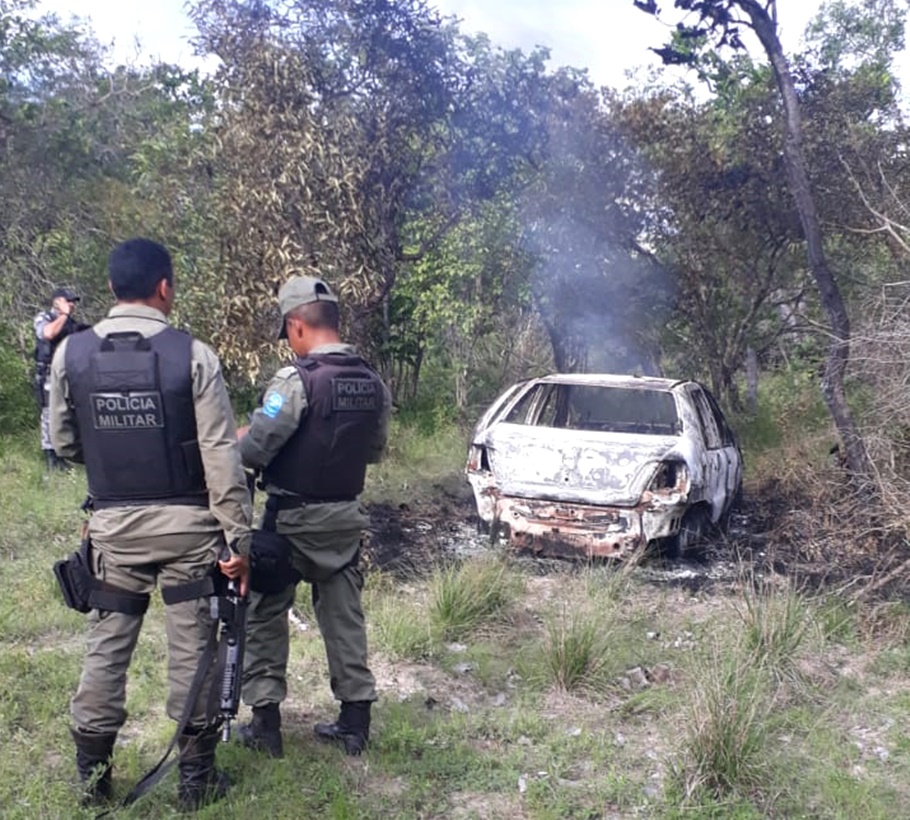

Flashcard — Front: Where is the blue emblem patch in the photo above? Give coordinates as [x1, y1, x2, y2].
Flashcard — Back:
[262, 391, 285, 419]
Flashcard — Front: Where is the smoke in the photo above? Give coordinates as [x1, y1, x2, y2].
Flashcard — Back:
[517, 86, 676, 374]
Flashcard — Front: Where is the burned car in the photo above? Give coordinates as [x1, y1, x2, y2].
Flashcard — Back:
[466, 374, 742, 559]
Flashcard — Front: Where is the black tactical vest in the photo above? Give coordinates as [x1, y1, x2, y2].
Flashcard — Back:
[263, 353, 384, 500]
[64, 326, 208, 508]
[34, 312, 87, 369]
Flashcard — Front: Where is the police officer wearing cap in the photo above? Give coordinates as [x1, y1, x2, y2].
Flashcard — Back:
[236, 275, 390, 758]
[48, 238, 253, 810]
[33, 286, 88, 469]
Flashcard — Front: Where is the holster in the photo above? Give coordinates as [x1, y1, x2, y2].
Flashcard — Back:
[247, 496, 365, 593]
[53, 538, 150, 616]
[249, 529, 304, 593]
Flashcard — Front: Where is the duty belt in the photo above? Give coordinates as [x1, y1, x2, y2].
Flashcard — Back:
[92, 494, 210, 510]
[265, 493, 356, 512]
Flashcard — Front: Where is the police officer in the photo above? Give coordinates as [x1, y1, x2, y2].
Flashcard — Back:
[236, 275, 390, 758]
[48, 238, 253, 810]
[33, 286, 88, 469]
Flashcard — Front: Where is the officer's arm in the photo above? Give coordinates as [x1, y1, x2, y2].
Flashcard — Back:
[34, 313, 50, 341]
[191, 341, 253, 554]
[42, 313, 72, 340]
[48, 338, 83, 462]
[239, 368, 305, 471]
[366, 381, 392, 464]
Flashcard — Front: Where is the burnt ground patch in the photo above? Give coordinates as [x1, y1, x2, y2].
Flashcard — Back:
[364, 474, 910, 600]
[364, 482, 480, 577]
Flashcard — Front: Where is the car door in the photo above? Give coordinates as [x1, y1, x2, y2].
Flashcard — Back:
[702, 388, 744, 512]
[687, 385, 728, 523]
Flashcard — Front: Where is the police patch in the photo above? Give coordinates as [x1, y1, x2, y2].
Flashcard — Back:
[332, 377, 379, 412]
[262, 391, 285, 418]
[90, 391, 164, 430]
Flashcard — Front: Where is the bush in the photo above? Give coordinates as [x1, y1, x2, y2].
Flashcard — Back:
[0, 329, 36, 434]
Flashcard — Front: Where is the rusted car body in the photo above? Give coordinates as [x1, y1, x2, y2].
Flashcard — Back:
[465, 374, 742, 559]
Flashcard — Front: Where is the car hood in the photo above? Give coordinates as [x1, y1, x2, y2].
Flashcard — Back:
[475, 424, 686, 507]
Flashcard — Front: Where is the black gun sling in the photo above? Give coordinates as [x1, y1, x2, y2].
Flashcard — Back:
[95, 616, 221, 816]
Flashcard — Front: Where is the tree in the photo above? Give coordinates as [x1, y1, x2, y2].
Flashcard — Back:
[186, 0, 561, 381]
[635, 0, 875, 480]
[613, 74, 806, 408]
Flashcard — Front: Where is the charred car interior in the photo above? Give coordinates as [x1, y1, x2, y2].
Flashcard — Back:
[466, 374, 743, 560]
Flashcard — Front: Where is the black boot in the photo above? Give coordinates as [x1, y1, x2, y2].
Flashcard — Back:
[44, 449, 70, 471]
[314, 701, 371, 756]
[177, 726, 230, 812]
[71, 727, 116, 806]
[236, 703, 283, 758]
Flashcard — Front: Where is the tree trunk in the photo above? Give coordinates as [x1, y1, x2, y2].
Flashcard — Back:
[743, 0, 874, 482]
[746, 346, 759, 416]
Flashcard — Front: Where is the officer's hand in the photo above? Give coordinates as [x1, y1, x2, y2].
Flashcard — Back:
[236, 424, 250, 440]
[219, 552, 250, 597]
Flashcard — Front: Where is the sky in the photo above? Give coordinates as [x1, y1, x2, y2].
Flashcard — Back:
[35, 0, 841, 89]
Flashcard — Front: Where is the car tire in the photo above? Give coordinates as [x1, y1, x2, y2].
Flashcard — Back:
[665, 506, 711, 561]
[716, 481, 743, 535]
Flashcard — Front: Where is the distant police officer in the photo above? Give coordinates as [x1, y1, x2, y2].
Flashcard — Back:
[49, 238, 253, 810]
[236, 275, 390, 758]
[33, 286, 88, 469]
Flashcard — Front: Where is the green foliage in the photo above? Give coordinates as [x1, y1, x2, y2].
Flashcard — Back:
[0, 327, 34, 433]
[803, 0, 908, 77]
[362, 415, 468, 505]
[394, 391, 461, 435]
[732, 365, 830, 458]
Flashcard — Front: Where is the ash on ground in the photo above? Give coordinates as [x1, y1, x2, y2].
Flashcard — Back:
[363, 483, 780, 593]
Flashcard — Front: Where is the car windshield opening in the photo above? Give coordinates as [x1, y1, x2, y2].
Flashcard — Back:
[508, 384, 680, 435]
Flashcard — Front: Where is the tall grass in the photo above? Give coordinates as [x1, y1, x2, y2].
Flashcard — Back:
[672, 644, 774, 804]
[538, 603, 613, 693]
[363, 417, 468, 505]
[428, 558, 521, 641]
[367, 580, 434, 660]
[735, 579, 813, 687]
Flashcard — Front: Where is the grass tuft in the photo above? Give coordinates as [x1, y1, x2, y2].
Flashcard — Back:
[735, 579, 812, 686]
[428, 558, 521, 641]
[538, 603, 612, 694]
[369, 588, 434, 660]
[672, 645, 774, 804]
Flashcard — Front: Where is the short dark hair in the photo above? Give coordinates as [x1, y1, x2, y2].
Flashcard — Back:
[289, 300, 339, 330]
[108, 238, 173, 300]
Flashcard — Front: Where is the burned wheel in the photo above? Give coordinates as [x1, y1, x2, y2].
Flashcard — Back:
[664, 505, 711, 560]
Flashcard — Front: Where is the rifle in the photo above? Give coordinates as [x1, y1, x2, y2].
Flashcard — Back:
[214, 545, 247, 741]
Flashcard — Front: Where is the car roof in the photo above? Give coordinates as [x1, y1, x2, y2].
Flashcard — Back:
[532, 373, 690, 391]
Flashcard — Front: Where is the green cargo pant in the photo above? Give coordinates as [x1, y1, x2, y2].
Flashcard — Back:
[70, 531, 222, 735]
[242, 526, 376, 707]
